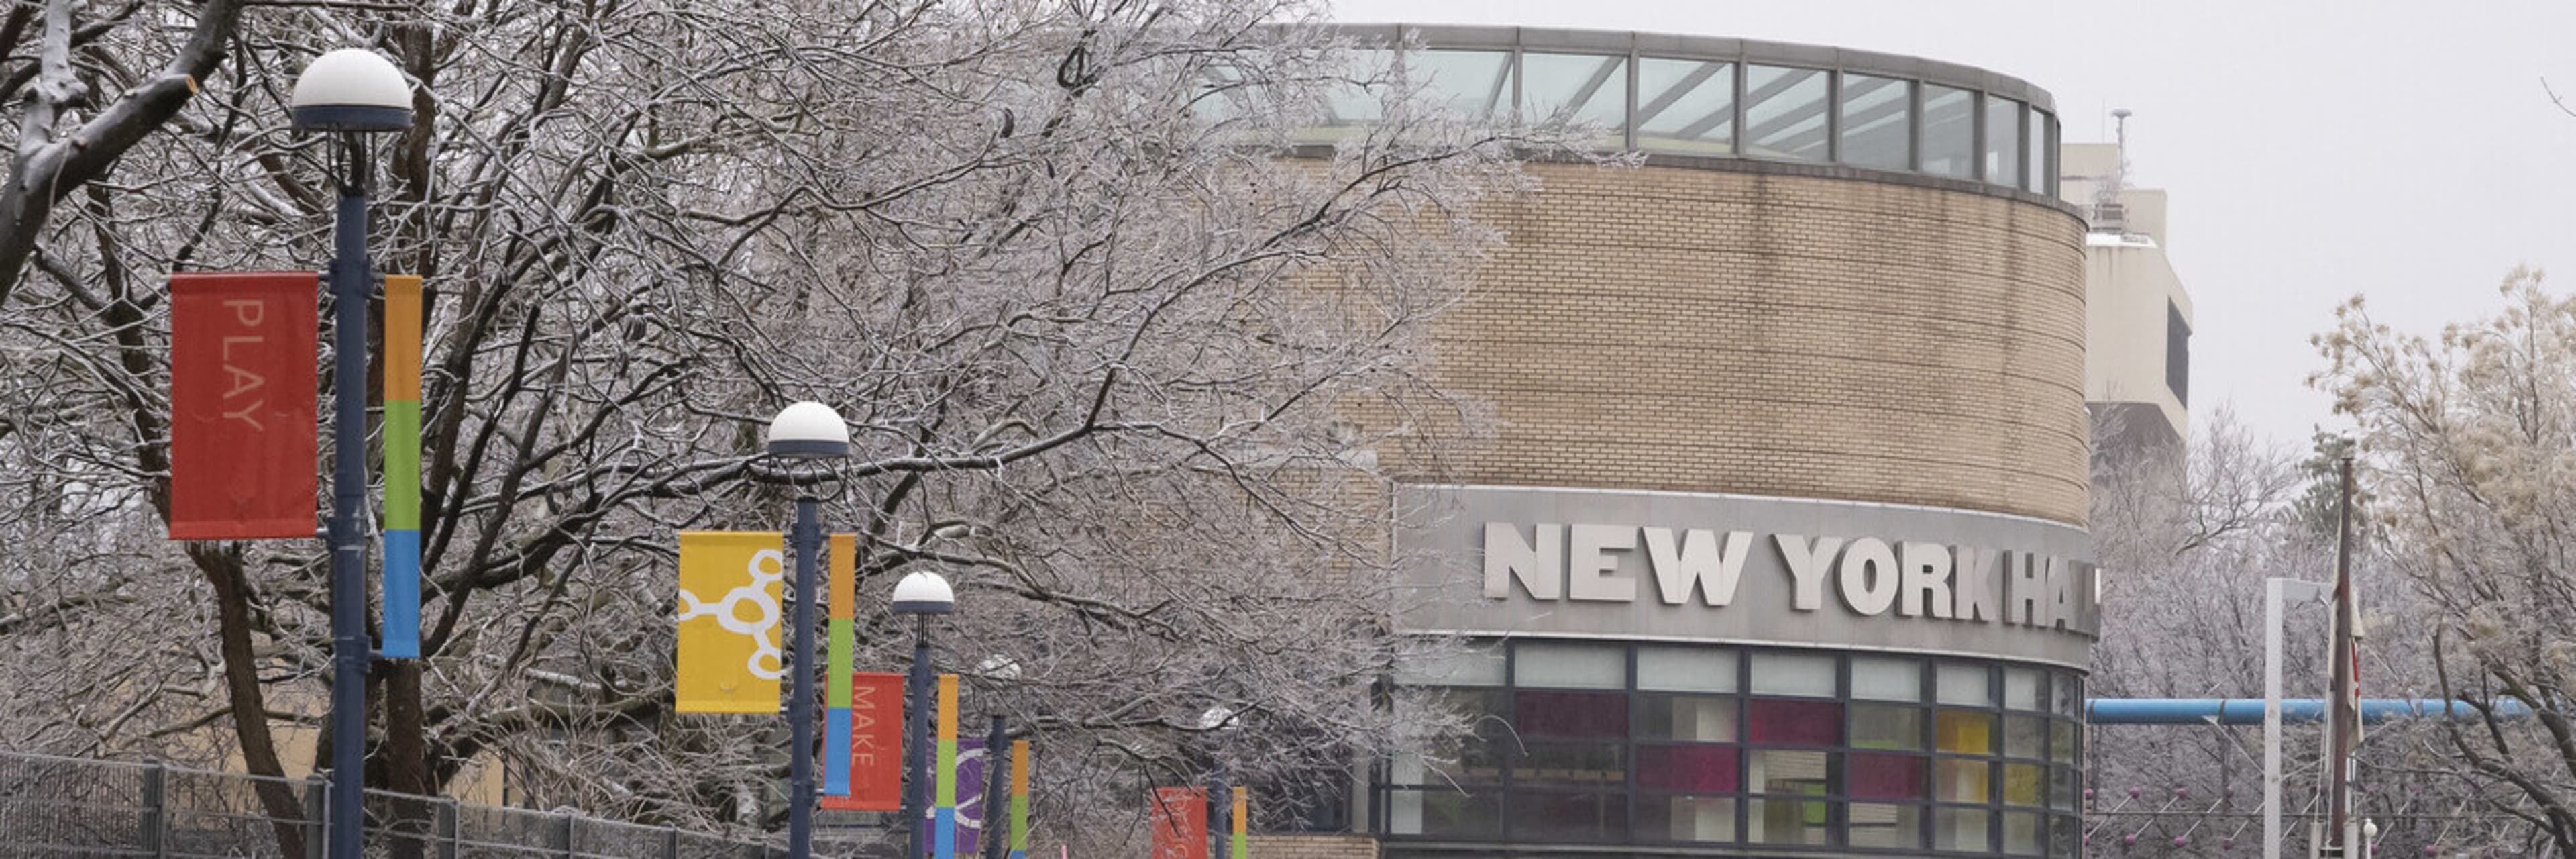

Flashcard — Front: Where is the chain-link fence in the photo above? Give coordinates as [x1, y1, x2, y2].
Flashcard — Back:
[0, 750, 781, 858]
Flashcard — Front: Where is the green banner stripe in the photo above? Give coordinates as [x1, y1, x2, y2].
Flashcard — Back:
[936, 739, 957, 805]
[385, 399, 421, 529]
[1012, 795, 1028, 850]
[826, 620, 854, 707]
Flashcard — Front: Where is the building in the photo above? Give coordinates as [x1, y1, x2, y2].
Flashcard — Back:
[1295, 24, 2102, 858]
[2061, 118, 2194, 456]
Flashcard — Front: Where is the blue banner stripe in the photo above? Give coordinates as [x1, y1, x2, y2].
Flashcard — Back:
[383, 529, 420, 658]
[934, 807, 957, 859]
[824, 707, 851, 795]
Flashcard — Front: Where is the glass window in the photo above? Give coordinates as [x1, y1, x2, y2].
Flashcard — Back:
[1635, 58, 1734, 154]
[1641, 693, 1738, 742]
[1518, 741, 1627, 787]
[1847, 803, 1925, 850]
[1982, 95, 2022, 187]
[1640, 646, 1736, 693]
[1742, 65, 1828, 162]
[1396, 646, 1505, 687]
[1314, 49, 1395, 132]
[2053, 672, 2082, 716]
[1937, 664, 1994, 706]
[1639, 745, 1739, 792]
[1837, 73, 1910, 170]
[1391, 742, 1507, 786]
[2051, 766, 2079, 811]
[1391, 700, 1508, 785]
[2027, 109, 2053, 194]
[1851, 656, 1921, 701]
[1393, 688, 1509, 784]
[1937, 807, 1992, 852]
[1849, 704, 1923, 751]
[2052, 814, 2083, 856]
[1748, 699, 1841, 746]
[1639, 795, 1736, 842]
[1935, 709, 1995, 754]
[1517, 690, 1628, 738]
[2005, 668, 2043, 710]
[2004, 715, 2047, 759]
[2002, 809, 2044, 854]
[1515, 641, 1625, 689]
[1749, 797, 1833, 845]
[1388, 787, 1500, 836]
[1922, 85, 1974, 179]
[1849, 752, 1927, 800]
[1510, 791, 1626, 842]
[2051, 720, 2078, 763]
[1750, 651, 1835, 697]
[2003, 762, 2044, 807]
[1410, 49, 1515, 121]
[1935, 758, 1992, 803]
[1751, 749, 1833, 795]
[1522, 52, 1627, 145]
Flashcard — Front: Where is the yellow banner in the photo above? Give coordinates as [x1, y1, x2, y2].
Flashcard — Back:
[676, 531, 786, 713]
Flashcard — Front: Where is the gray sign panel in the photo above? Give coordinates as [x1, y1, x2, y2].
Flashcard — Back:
[1395, 485, 2099, 669]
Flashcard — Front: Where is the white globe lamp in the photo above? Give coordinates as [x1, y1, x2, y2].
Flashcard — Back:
[766, 401, 850, 459]
[891, 570, 955, 615]
[291, 48, 413, 132]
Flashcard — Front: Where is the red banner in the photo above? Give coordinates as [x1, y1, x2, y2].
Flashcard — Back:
[168, 272, 317, 540]
[822, 672, 906, 811]
[1149, 787, 1208, 859]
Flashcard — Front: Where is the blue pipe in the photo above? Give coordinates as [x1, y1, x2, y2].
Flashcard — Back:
[2084, 698, 2534, 725]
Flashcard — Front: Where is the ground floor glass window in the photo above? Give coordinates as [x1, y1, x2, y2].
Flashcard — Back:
[1379, 640, 2084, 856]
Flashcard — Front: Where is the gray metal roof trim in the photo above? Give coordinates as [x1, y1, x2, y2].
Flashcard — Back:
[1313, 21, 2058, 113]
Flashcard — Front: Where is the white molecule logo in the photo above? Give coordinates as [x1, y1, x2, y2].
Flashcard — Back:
[678, 548, 785, 680]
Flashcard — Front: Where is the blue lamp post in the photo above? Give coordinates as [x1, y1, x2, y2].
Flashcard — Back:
[766, 401, 850, 858]
[891, 569, 954, 859]
[290, 47, 411, 859]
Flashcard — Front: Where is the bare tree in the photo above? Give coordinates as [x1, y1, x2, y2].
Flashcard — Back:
[2316, 268, 2576, 853]
[0, 0, 1568, 848]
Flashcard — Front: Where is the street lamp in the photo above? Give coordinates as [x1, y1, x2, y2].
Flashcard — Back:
[766, 401, 850, 858]
[291, 47, 411, 859]
[892, 569, 955, 859]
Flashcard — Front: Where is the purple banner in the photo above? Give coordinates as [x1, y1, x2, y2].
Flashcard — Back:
[924, 738, 986, 855]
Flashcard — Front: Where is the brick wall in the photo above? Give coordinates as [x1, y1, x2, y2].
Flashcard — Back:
[1247, 833, 1381, 859]
[1410, 162, 2090, 526]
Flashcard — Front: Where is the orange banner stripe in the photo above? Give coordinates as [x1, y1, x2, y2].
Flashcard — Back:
[830, 534, 856, 619]
[384, 275, 421, 401]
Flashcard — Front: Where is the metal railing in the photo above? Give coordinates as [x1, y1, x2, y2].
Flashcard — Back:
[0, 750, 780, 858]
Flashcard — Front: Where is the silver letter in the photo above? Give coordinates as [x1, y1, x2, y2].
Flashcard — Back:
[1483, 523, 1563, 601]
[1898, 541, 1955, 619]
[1775, 534, 1845, 611]
[1643, 527, 1753, 606]
[2047, 557, 2078, 631]
[1953, 546, 1998, 622]
[1566, 523, 1638, 603]
[2005, 552, 2049, 627]
[1837, 538, 1900, 616]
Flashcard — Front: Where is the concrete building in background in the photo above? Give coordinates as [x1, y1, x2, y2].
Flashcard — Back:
[1268, 24, 2100, 859]
[2061, 119, 2194, 455]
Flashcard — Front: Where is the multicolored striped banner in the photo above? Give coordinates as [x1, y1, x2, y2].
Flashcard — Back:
[1230, 787, 1248, 859]
[1009, 740, 1030, 859]
[935, 674, 961, 859]
[824, 534, 856, 795]
[382, 274, 423, 659]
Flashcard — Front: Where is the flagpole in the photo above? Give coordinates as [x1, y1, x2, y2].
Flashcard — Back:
[2326, 454, 2358, 855]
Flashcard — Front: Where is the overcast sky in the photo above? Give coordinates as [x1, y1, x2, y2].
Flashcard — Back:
[1328, 0, 2576, 451]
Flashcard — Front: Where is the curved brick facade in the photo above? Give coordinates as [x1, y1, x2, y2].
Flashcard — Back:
[1432, 159, 2089, 525]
